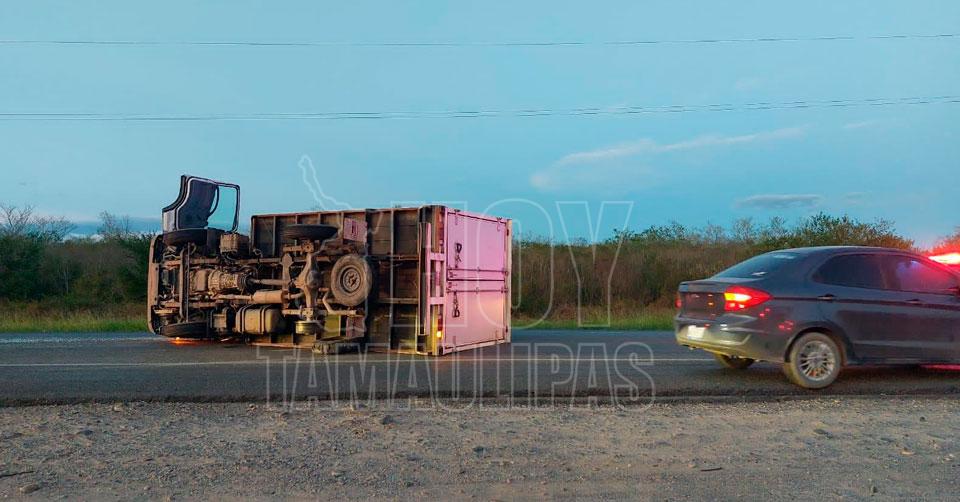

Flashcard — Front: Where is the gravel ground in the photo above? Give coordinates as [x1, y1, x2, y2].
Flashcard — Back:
[1, 398, 958, 500]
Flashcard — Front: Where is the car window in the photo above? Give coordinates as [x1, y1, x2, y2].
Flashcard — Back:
[714, 252, 800, 279]
[881, 255, 959, 294]
[813, 254, 886, 289]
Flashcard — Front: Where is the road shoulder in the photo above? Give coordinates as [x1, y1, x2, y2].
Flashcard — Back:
[1, 397, 957, 499]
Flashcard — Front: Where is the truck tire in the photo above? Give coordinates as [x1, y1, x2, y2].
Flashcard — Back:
[330, 254, 374, 307]
[162, 229, 209, 247]
[159, 320, 208, 339]
[161, 228, 223, 250]
[281, 224, 338, 242]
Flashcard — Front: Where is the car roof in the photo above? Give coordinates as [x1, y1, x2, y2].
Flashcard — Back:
[774, 246, 920, 257]
[759, 247, 960, 276]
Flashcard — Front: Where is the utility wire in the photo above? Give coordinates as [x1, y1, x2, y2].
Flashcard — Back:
[0, 33, 957, 48]
[0, 95, 956, 122]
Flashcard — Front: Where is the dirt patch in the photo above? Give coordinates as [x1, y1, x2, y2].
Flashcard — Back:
[1, 398, 957, 499]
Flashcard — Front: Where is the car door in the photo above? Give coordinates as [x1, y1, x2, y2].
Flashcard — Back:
[879, 255, 960, 361]
[812, 253, 923, 361]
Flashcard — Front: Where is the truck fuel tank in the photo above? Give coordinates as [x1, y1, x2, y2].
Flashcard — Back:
[236, 306, 285, 335]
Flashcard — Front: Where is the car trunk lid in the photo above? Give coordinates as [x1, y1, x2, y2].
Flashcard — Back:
[678, 278, 761, 319]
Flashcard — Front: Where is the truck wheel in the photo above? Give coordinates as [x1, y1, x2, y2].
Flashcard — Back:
[330, 254, 374, 307]
[162, 229, 223, 252]
[159, 320, 208, 339]
[714, 353, 755, 370]
[783, 332, 842, 389]
[162, 229, 209, 247]
[281, 224, 338, 242]
[313, 341, 361, 355]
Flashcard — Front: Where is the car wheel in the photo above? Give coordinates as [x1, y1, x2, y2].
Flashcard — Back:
[281, 224, 339, 242]
[714, 353, 755, 370]
[330, 254, 374, 307]
[783, 332, 842, 389]
[159, 320, 209, 339]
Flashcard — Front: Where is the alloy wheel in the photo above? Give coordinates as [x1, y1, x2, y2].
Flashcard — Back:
[797, 340, 837, 381]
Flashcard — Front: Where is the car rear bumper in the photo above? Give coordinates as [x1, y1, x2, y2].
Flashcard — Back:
[674, 315, 789, 363]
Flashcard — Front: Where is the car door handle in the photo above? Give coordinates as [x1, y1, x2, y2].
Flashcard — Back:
[817, 294, 836, 302]
[906, 299, 923, 306]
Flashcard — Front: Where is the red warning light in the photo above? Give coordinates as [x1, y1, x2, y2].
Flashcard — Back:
[929, 252, 960, 266]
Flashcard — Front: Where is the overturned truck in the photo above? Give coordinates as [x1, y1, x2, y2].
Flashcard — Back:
[148, 176, 512, 355]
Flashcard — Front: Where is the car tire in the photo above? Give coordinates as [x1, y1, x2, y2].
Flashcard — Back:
[159, 320, 208, 339]
[714, 353, 755, 370]
[281, 224, 339, 242]
[330, 254, 374, 307]
[783, 332, 842, 389]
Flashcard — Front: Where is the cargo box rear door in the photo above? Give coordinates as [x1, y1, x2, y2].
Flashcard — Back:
[442, 209, 510, 351]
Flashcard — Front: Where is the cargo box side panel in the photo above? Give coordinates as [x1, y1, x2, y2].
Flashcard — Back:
[245, 206, 509, 355]
[442, 210, 510, 351]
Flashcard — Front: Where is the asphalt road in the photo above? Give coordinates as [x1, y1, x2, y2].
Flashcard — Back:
[2, 330, 960, 405]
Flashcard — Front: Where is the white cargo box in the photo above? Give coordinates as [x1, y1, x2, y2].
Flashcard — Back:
[249, 206, 511, 355]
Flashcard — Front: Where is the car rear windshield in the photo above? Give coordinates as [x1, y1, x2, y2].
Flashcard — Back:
[714, 252, 801, 279]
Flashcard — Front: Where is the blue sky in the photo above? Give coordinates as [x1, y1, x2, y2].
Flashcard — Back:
[0, 1, 957, 245]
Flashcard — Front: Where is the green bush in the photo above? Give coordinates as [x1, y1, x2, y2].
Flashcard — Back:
[932, 227, 960, 254]
[0, 207, 154, 307]
[512, 213, 915, 320]
[0, 234, 46, 300]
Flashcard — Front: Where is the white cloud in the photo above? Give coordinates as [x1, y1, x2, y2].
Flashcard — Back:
[554, 138, 657, 166]
[533, 126, 807, 191]
[736, 194, 823, 210]
[529, 164, 654, 193]
[556, 127, 806, 166]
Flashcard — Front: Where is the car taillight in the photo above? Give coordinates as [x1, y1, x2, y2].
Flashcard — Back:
[675, 293, 683, 310]
[723, 285, 771, 311]
[930, 252, 960, 266]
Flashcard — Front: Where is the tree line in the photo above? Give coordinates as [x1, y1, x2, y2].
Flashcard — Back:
[0, 204, 956, 317]
[0, 206, 152, 308]
[512, 214, 957, 318]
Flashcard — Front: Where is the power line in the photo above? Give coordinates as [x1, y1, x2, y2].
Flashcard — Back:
[0, 95, 956, 122]
[0, 33, 957, 48]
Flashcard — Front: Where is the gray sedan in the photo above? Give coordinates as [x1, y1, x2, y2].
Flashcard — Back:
[675, 246, 960, 388]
